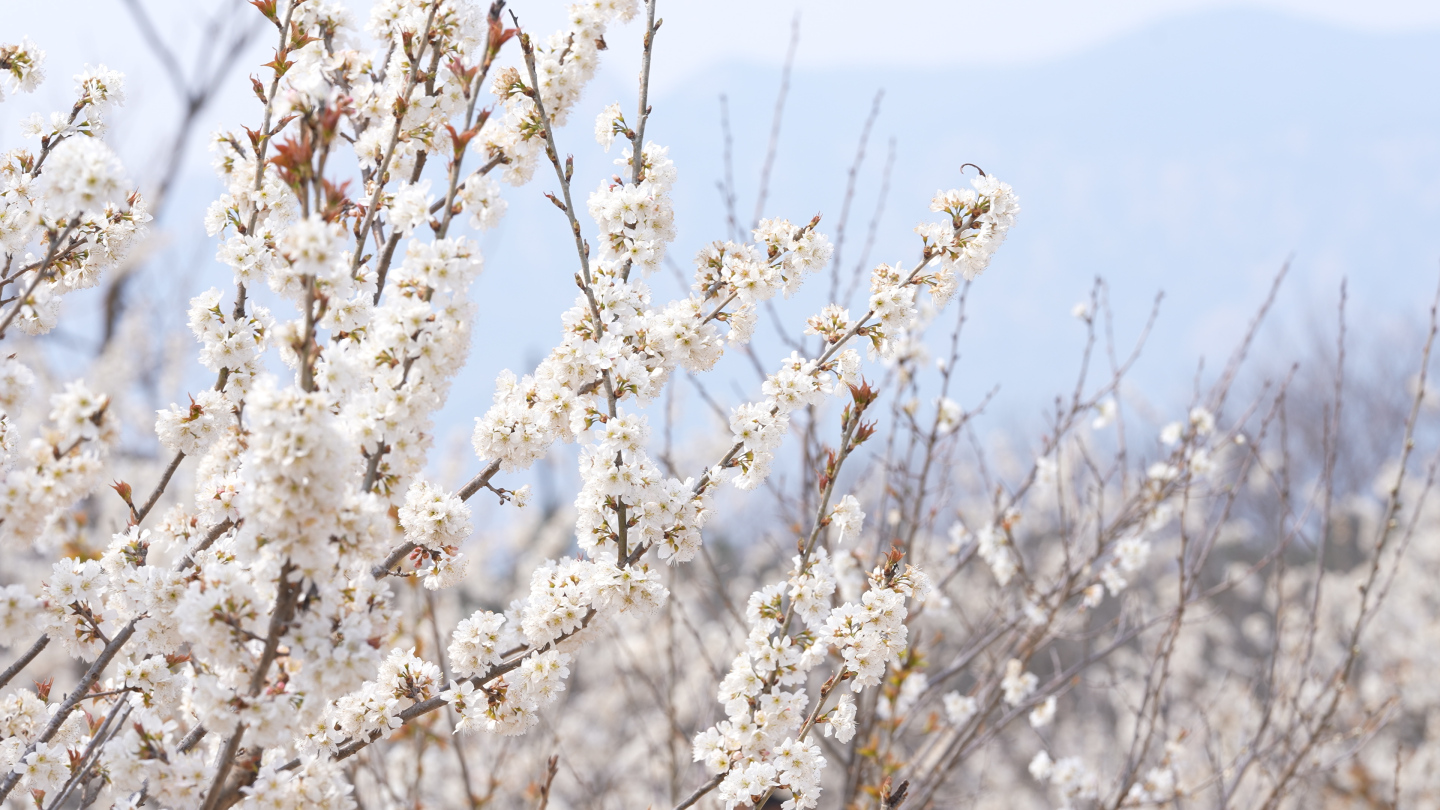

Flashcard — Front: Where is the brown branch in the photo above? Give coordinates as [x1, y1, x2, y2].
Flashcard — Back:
[619, 0, 659, 282]
[0, 219, 78, 339]
[132, 450, 185, 524]
[534, 754, 559, 810]
[349, 1, 441, 281]
[672, 773, 724, 810]
[0, 634, 49, 691]
[0, 619, 138, 802]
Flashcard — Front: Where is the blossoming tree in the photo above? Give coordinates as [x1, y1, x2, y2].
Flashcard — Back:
[0, 2, 1435, 809]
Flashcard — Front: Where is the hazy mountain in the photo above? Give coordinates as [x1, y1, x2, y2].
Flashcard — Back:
[461, 8, 1440, 440]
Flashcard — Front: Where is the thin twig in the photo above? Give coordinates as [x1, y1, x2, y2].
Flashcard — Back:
[750, 13, 799, 230]
[0, 634, 49, 691]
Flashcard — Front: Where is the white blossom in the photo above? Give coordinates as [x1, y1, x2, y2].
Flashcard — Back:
[1001, 658, 1038, 706]
[41, 136, 127, 215]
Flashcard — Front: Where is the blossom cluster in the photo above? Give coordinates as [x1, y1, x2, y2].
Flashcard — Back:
[0, 1, 1030, 807]
[0, 46, 144, 579]
[0, 52, 147, 337]
[692, 546, 931, 809]
[914, 173, 1020, 294]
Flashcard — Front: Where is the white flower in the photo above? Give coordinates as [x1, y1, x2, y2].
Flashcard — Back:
[1160, 421, 1183, 446]
[0, 356, 36, 411]
[1028, 695, 1056, 728]
[49, 380, 109, 444]
[155, 389, 227, 455]
[1127, 766, 1178, 803]
[830, 495, 865, 543]
[459, 173, 506, 230]
[1092, 399, 1116, 430]
[1051, 756, 1099, 801]
[1189, 406, 1216, 437]
[1, 39, 46, 97]
[448, 611, 506, 678]
[421, 549, 469, 590]
[399, 478, 473, 549]
[19, 742, 68, 793]
[1029, 750, 1055, 782]
[917, 175, 1019, 282]
[826, 694, 857, 743]
[1001, 659, 1037, 706]
[1114, 534, 1150, 573]
[977, 524, 1018, 586]
[277, 215, 347, 282]
[937, 397, 963, 432]
[595, 101, 623, 151]
[42, 136, 128, 215]
[75, 64, 124, 109]
[216, 233, 272, 285]
[943, 691, 978, 727]
[719, 761, 778, 806]
[389, 179, 433, 235]
[0, 585, 39, 646]
[1148, 462, 1179, 481]
[512, 484, 532, 508]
